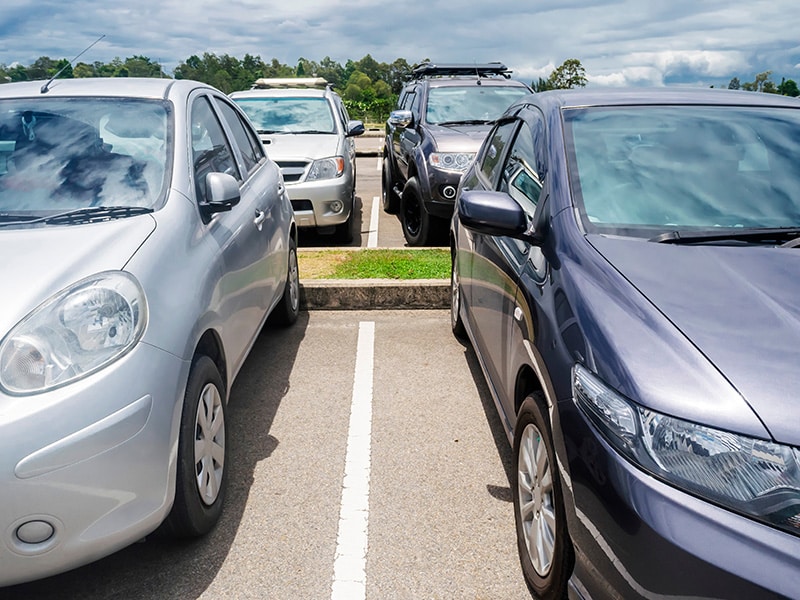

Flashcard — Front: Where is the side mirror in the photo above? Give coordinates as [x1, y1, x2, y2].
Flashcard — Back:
[347, 120, 365, 137]
[457, 189, 541, 243]
[200, 172, 240, 218]
[388, 110, 413, 128]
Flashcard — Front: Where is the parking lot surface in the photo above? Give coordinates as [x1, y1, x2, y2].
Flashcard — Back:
[4, 310, 532, 599]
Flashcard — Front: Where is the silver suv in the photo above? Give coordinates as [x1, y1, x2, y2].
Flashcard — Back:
[232, 78, 364, 243]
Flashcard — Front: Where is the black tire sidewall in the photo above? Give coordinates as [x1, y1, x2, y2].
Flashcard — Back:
[271, 238, 300, 326]
[450, 251, 466, 339]
[401, 177, 429, 246]
[166, 355, 227, 538]
[382, 157, 399, 214]
[512, 393, 574, 600]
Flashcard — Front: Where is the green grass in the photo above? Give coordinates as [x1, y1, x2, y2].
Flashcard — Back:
[298, 248, 450, 280]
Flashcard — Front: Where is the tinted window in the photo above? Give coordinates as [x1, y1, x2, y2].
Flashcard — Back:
[191, 95, 239, 202]
[215, 98, 262, 174]
[564, 105, 800, 235]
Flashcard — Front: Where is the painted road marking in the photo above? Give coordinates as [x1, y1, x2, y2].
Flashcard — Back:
[331, 321, 375, 600]
[368, 196, 380, 248]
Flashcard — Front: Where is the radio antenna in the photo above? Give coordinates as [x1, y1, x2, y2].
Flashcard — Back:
[40, 34, 106, 94]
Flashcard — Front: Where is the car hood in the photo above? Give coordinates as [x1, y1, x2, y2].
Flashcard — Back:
[0, 217, 156, 335]
[589, 235, 800, 444]
[427, 124, 492, 153]
[259, 133, 340, 160]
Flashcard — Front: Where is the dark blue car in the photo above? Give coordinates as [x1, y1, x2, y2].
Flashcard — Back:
[450, 87, 800, 599]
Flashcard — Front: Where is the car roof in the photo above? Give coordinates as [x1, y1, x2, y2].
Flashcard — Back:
[418, 77, 530, 90]
[523, 86, 800, 111]
[0, 77, 209, 101]
[230, 88, 331, 99]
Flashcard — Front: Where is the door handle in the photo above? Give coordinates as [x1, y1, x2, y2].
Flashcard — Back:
[277, 183, 285, 195]
[254, 209, 266, 230]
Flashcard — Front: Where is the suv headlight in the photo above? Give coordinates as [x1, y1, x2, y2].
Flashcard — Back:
[0, 271, 147, 394]
[307, 156, 345, 181]
[573, 364, 800, 536]
[430, 152, 474, 172]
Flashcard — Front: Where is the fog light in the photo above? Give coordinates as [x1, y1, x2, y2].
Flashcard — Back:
[442, 185, 457, 200]
[329, 200, 344, 214]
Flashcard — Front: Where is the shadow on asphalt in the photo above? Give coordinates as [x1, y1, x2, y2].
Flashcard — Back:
[2, 315, 309, 600]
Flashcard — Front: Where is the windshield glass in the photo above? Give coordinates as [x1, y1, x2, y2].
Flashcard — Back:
[564, 105, 800, 236]
[0, 98, 169, 216]
[425, 85, 528, 124]
[234, 96, 335, 133]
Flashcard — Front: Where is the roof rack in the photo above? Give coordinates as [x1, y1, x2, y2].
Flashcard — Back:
[410, 62, 512, 80]
[252, 77, 330, 89]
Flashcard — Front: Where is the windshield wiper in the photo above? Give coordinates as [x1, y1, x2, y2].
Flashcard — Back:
[437, 119, 492, 126]
[0, 206, 154, 227]
[287, 129, 332, 134]
[651, 227, 800, 245]
[0, 212, 43, 224]
[256, 129, 280, 134]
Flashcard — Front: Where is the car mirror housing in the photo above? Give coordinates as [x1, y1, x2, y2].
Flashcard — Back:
[201, 172, 241, 217]
[388, 110, 413, 128]
[347, 120, 366, 137]
[457, 189, 541, 243]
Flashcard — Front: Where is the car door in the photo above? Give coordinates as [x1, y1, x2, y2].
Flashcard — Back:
[392, 87, 420, 183]
[190, 93, 278, 371]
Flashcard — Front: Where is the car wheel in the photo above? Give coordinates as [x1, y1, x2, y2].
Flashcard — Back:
[382, 157, 400, 214]
[450, 251, 467, 340]
[162, 355, 227, 538]
[513, 393, 574, 600]
[270, 237, 300, 326]
[401, 177, 431, 246]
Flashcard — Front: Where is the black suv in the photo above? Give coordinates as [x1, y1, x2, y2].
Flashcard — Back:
[382, 62, 530, 245]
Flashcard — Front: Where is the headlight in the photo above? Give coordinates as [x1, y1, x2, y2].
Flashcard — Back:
[307, 156, 345, 181]
[573, 364, 800, 536]
[0, 271, 147, 394]
[429, 152, 474, 172]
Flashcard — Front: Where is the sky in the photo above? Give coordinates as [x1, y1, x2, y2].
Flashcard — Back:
[1, 0, 799, 89]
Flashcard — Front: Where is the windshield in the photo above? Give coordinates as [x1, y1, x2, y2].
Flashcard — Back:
[425, 85, 528, 125]
[564, 105, 800, 237]
[0, 98, 169, 217]
[234, 96, 335, 133]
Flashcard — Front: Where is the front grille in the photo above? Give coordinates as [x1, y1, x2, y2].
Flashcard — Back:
[277, 160, 309, 183]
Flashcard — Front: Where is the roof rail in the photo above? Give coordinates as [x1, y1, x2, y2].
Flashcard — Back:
[252, 77, 330, 89]
[410, 62, 512, 80]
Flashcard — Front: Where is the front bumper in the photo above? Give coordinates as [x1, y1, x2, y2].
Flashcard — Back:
[421, 168, 461, 219]
[286, 175, 354, 230]
[0, 343, 187, 587]
[560, 399, 800, 599]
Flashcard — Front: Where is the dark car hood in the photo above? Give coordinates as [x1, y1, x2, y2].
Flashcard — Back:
[427, 124, 492, 153]
[588, 235, 800, 445]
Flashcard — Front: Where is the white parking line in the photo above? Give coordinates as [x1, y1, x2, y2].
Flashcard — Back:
[375, 156, 382, 171]
[331, 321, 375, 600]
[367, 196, 380, 248]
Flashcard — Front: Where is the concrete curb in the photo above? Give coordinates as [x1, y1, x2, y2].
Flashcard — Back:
[300, 278, 449, 310]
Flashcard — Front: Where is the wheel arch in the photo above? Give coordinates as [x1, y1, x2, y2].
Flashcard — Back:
[194, 329, 228, 399]
[515, 364, 545, 416]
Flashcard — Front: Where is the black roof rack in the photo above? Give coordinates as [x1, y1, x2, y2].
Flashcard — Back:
[410, 62, 512, 80]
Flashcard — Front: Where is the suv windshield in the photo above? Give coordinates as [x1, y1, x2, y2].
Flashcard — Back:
[0, 98, 169, 217]
[565, 105, 800, 237]
[235, 97, 335, 134]
[425, 86, 528, 125]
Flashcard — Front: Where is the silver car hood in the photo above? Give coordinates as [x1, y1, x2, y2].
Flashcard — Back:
[0, 216, 156, 334]
[260, 133, 340, 160]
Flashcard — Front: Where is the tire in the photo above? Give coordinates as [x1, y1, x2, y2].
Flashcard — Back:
[513, 393, 574, 600]
[382, 156, 400, 214]
[270, 237, 300, 326]
[162, 355, 227, 538]
[450, 250, 467, 340]
[401, 177, 431, 246]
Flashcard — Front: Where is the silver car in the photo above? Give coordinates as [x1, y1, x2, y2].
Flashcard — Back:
[0, 77, 299, 586]
[231, 78, 364, 243]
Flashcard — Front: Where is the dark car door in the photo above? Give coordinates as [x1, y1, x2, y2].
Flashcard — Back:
[392, 87, 420, 183]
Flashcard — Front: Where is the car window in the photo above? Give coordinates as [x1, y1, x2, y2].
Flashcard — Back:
[399, 90, 416, 111]
[233, 97, 335, 134]
[425, 85, 528, 124]
[191, 95, 240, 203]
[501, 120, 544, 218]
[564, 105, 800, 235]
[479, 120, 518, 188]
[0, 98, 169, 214]
[214, 97, 263, 175]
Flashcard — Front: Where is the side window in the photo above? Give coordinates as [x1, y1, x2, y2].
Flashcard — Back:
[479, 120, 518, 187]
[501, 120, 543, 217]
[215, 98, 263, 175]
[400, 89, 416, 111]
[191, 95, 239, 203]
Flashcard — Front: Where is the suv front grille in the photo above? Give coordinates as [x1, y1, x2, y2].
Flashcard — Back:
[276, 160, 309, 183]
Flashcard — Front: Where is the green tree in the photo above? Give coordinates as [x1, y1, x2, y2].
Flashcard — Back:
[547, 58, 587, 89]
[728, 77, 740, 90]
[778, 77, 800, 97]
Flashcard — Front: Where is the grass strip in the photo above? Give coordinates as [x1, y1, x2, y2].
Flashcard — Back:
[298, 248, 450, 280]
